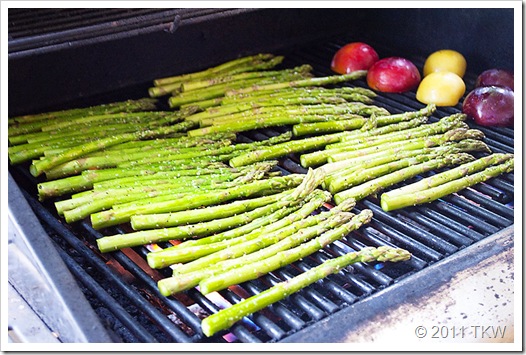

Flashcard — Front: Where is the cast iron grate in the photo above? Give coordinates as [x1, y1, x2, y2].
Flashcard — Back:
[9, 34, 514, 343]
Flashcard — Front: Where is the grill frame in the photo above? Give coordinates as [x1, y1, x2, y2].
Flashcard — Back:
[6, 7, 517, 346]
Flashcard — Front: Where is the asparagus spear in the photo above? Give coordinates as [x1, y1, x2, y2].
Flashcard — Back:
[327, 154, 439, 194]
[90, 174, 304, 229]
[199, 103, 389, 127]
[229, 132, 350, 167]
[129, 188, 295, 230]
[198, 209, 373, 295]
[302, 114, 466, 168]
[96, 196, 305, 253]
[42, 131, 283, 179]
[200, 246, 411, 337]
[185, 90, 374, 123]
[60, 168, 272, 223]
[150, 54, 283, 94]
[29, 122, 198, 177]
[380, 154, 514, 211]
[162, 196, 355, 277]
[187, 113, 365, 137]
[181, 65, 313, 92]
[8, 98, 158, 134]
[221, 86, 376, 105]
[168, 72, 310, 108]
[156, 202, 357, 291]
[293, 104, 436, 137]
[228, 71, 368, 95]
[148, 191, 332, 273]
[327, 128, 485, 163]
[333, 153, 475, 204]
[320, 139, 490, 177]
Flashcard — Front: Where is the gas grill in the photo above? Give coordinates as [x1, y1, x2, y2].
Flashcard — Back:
[6, 7, 518, 348]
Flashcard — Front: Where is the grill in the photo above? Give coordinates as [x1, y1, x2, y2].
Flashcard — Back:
[6, 7, 517, 347]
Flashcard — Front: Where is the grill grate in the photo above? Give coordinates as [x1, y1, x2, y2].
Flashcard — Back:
[9, 34, 514, 343]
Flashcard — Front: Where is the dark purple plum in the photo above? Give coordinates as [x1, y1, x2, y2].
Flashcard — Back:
[475, 69, 514, 90]
[462, 86, 514, 127]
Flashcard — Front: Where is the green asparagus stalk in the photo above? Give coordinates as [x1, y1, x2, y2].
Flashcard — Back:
[320, 139, 491, 178]
[227, 71, 368, 95]
[380, 154, 514, 211]
[147, 191, 331, 272]
[229, 132, 350, 167]
[104, 170, 325, 254]
[185, 90, 374, 123]
[59, 169, 271, 223]
[300, 114, 466, 167]
[198, 103, 389, 127]
[97, 196, 303, 253]
[55, 175, 253, 216]
[180, 65, 313, 92]
[187, 113, 365, 137]
[158, 212, 353, 293]
[40, 111, 182, 132]
[90, 174, 304, 229]
[198, 209, 373, 295]
[156, 203, 356, 291]
[164, 196, 355, 276]
[221, 86, 376, 105]
[151, 54, 283, 92]
[327, 128, 485, 163]
[299, 116, 430, 168]
[168, 72, 311, 108]
[129, 189, 292, 230]
[293, 104, 436, 137]
[327, 113, 465, 150]
[200, 245, 411, 337]
[333, 153, 475, 204]
[29, 121, 198, 177]
[326, 154, 441, 194]
[8, 98, 158, 134]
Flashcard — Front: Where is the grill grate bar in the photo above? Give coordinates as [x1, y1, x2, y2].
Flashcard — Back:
[243, 281, 307, 331]
[458, 189, 514, 219]
[441, 194, 513, 228]
[278, 266, 341, 314]
[418, 207, 486, 242]
[53, 242, 160, 343]
[363, 201, 459, 256]
[326, 242, 394, 287]
[22, 190, 194, 343]
[82, 224, 205, 338]
[400, 210, 474, 247]
[368, 218, 443, 262]
[433, 201, 500, 235]
[219, 289, 287, 341]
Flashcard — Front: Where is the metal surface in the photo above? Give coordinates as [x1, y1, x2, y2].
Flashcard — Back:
[8, 173, 113, 343]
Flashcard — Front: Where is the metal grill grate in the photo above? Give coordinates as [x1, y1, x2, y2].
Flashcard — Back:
[9, 34, 514, 343]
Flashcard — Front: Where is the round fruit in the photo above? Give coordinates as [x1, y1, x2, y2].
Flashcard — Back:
[330, 42, 379, 74]
[462, 86, 514, 127]
[416, 71, 466, 106]
[366, 57, 421, 93]
[475, 69, 514, 90]
[423, 49, 467, 78]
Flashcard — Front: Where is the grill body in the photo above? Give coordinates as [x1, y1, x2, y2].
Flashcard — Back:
[7, 7, 516, 345]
